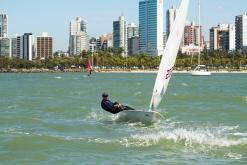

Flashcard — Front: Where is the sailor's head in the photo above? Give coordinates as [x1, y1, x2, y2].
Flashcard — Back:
[102, 92, 108, 99]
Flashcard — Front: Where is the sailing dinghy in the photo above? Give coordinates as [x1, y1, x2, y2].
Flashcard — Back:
[116, 0, 190, 124]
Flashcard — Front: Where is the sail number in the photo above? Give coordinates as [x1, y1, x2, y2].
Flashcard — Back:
[165, 67, 174, 79]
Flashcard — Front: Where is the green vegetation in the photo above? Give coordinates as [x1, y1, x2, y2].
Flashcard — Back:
[0, 50, 246, 70]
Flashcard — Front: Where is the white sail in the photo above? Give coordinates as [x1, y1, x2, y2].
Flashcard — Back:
[150, 0, 189, 111]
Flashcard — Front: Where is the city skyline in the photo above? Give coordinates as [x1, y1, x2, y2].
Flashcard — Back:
[1, 0, 247, 51]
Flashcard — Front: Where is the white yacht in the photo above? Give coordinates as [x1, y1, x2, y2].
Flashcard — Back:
[191, 65, 211, 76]
[191, 0, 211, 76]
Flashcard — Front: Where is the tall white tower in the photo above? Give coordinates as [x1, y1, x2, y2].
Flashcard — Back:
[113, 15, 128, 56]
[166, 5, 177, 39]
[0, 13, 8, 37]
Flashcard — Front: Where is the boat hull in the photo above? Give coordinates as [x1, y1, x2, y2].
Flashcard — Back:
[191, 71, 212, 76]
[116, 110, 163, 125]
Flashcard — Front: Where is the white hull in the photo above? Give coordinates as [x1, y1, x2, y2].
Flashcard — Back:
[191, 71, 212, 76]
[116, 110, 163, 125]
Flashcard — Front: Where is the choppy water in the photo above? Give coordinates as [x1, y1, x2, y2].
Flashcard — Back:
[0, 73, 247, 164]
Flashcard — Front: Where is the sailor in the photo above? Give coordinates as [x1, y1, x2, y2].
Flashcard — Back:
[101, 92, 135, 114]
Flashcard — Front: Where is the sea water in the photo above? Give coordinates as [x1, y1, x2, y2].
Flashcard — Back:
[0, 73, 246, 164]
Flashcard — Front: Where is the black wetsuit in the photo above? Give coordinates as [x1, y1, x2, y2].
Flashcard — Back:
[101, 99, 135, 114]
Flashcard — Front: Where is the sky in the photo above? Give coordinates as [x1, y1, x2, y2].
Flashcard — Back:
[1, 0, 247, 51]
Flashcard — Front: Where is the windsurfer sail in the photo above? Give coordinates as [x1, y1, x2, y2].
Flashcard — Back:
[86, 60, 93, 76]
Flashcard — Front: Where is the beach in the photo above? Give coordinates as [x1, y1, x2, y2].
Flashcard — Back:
[1, 68, 247, 74]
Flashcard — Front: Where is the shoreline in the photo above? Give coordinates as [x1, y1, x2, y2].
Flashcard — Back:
[1, 68, 247, 74]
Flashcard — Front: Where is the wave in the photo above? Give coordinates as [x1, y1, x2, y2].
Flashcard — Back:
[136, 83, 142, 86]
[171, 93, 177, 96]
[231, 133, 247, 137]
[243, 96, 247, 102]
[133, 91, 142, 96]
[85, 111, 115, 122]
[129, 127, 247, 148]
[181, 83, 189, 87]
[109, 122, 247, 149]
[54, 76, 62, 79]
[71, 91, 85, 96]
[225, 152, 242, 160]
[7, 104, 18, 109]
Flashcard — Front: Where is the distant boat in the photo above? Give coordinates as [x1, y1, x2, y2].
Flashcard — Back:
[191, 0, 211, 76]
[191, 65, 211, 76]
[86, 60, 93, 76]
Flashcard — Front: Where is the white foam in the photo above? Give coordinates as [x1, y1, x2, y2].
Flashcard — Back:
[54, 76, 62, 79]
[181, 83, 189, 87]
[226, 153, 242, 160]
[232, 133, 247, 137]
[86, 111, 113, 122]
[88, 138, 113, 144]
[71, 91, 85, 96]
[4, 128, 30, 136]
[136, 83, 142, 86]
[243, 96, 247, 102]
[134, 91, 142, 96]
[127, 125, 247, 147]
[7, 104, 18, 109]
[171, 93, 177, 96]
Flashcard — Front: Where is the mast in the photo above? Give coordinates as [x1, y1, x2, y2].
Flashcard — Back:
[91, 51, 94, 70]
[198, 0, 201, 65]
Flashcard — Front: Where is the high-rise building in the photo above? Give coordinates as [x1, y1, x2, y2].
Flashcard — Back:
[70, 32, 89, 55]
[70, 17, 87, 35]
[222, 24, 235, 51]
[127, 23, 139, 39]
[184, 22, 203, 46]
[21, 33, 33, 61]
[139, 0, 164, 56]
[11, 37, 17, 57]
[0, 37, 11, 57]
[11, 35, 22, 58]
[127, 23, 139, 55]
[69, 17, 89, 55]
[235, 13, 247, 52]
[97, 33, 113, 51]
[36, 32, 53, 59]
[16, 36, 21, 58]
[166, 5, 177, 39]
[210, 24, 235, 51]
[113, 15, 127, 56]
[0, 13, 11, 57]
[163, 32, 167, 49]
[0, 13, 8, 37]
[128, 36, 139, 55]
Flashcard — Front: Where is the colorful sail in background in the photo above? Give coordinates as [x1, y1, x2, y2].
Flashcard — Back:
[86, 60, 93, 71]
[86, 60, 93, 76]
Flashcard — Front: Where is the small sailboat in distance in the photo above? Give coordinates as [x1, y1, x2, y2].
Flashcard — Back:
[191, 0, 211, 76]
[116, 0, 190, 124]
